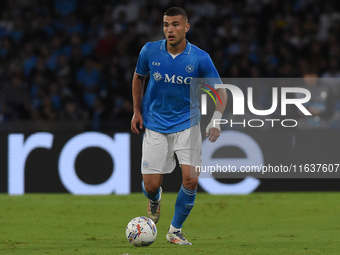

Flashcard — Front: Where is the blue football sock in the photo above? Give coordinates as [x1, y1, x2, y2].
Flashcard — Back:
[171, 185, 197, 229]
[142, 181, 160, 202]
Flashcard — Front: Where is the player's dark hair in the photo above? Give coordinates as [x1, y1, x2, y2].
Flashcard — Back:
[164, 7, 188, 22]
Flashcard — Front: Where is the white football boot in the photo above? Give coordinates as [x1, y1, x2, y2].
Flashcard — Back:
[147, 187, 162, 223]
[166, 230, 192, 245]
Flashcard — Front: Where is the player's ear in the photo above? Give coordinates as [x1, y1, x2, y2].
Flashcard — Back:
[185, 22, 190, 33]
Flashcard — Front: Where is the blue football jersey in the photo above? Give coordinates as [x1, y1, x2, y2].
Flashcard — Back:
[135, 39, 221, 133]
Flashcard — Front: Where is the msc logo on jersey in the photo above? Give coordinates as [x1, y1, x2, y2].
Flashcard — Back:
[185, 65, 194, 73]
[153, 71, 193, 84]
[153, 71, 163, 82]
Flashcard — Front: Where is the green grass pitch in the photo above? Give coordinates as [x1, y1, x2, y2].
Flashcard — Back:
[0, 192, 339, 255]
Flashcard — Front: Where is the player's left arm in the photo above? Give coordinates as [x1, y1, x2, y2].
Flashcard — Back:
[202, 54, 228, 142]
[206, 88, 227, 142]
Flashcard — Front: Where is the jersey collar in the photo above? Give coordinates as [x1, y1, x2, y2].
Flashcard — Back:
[160, 39, 191, 55]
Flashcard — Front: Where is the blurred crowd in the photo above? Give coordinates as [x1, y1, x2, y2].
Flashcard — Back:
[1, 0, 340, 129]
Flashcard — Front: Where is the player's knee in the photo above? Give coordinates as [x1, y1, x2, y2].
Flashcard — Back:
[183, 178, 198, 190]
[144, 182, 160, 194]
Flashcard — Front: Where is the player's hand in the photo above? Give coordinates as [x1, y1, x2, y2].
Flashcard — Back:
[205, 111, 222, 142]
[206, 127, 220, 142]
[131, 112, 143, 134]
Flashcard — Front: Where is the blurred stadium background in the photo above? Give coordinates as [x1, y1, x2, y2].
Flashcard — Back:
[0, 0, 340, 194]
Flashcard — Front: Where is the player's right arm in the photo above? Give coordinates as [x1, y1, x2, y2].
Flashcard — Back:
[131, 43, 150, 134]
[131, 73, 145, 134]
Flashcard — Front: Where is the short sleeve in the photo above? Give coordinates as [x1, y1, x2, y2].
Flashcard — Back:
[135, 44, 150, 76]
[201, 54, 222, 88]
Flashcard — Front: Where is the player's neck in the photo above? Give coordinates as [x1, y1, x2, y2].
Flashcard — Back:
[166, 38, 186, 55]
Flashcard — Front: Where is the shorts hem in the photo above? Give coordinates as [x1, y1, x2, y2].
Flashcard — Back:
[178, 161, 202, 167]
[142, 169, 174, 175]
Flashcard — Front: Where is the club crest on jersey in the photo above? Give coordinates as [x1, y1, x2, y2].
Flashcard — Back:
[185, 65, 194, 73]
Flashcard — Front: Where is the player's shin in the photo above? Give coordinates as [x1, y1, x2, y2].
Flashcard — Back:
[170, 184, 197, 231]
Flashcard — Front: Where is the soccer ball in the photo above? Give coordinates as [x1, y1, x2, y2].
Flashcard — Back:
[125, 216, 157, 246]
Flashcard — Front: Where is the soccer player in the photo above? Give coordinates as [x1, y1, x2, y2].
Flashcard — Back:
[131, 7, 227, 245]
